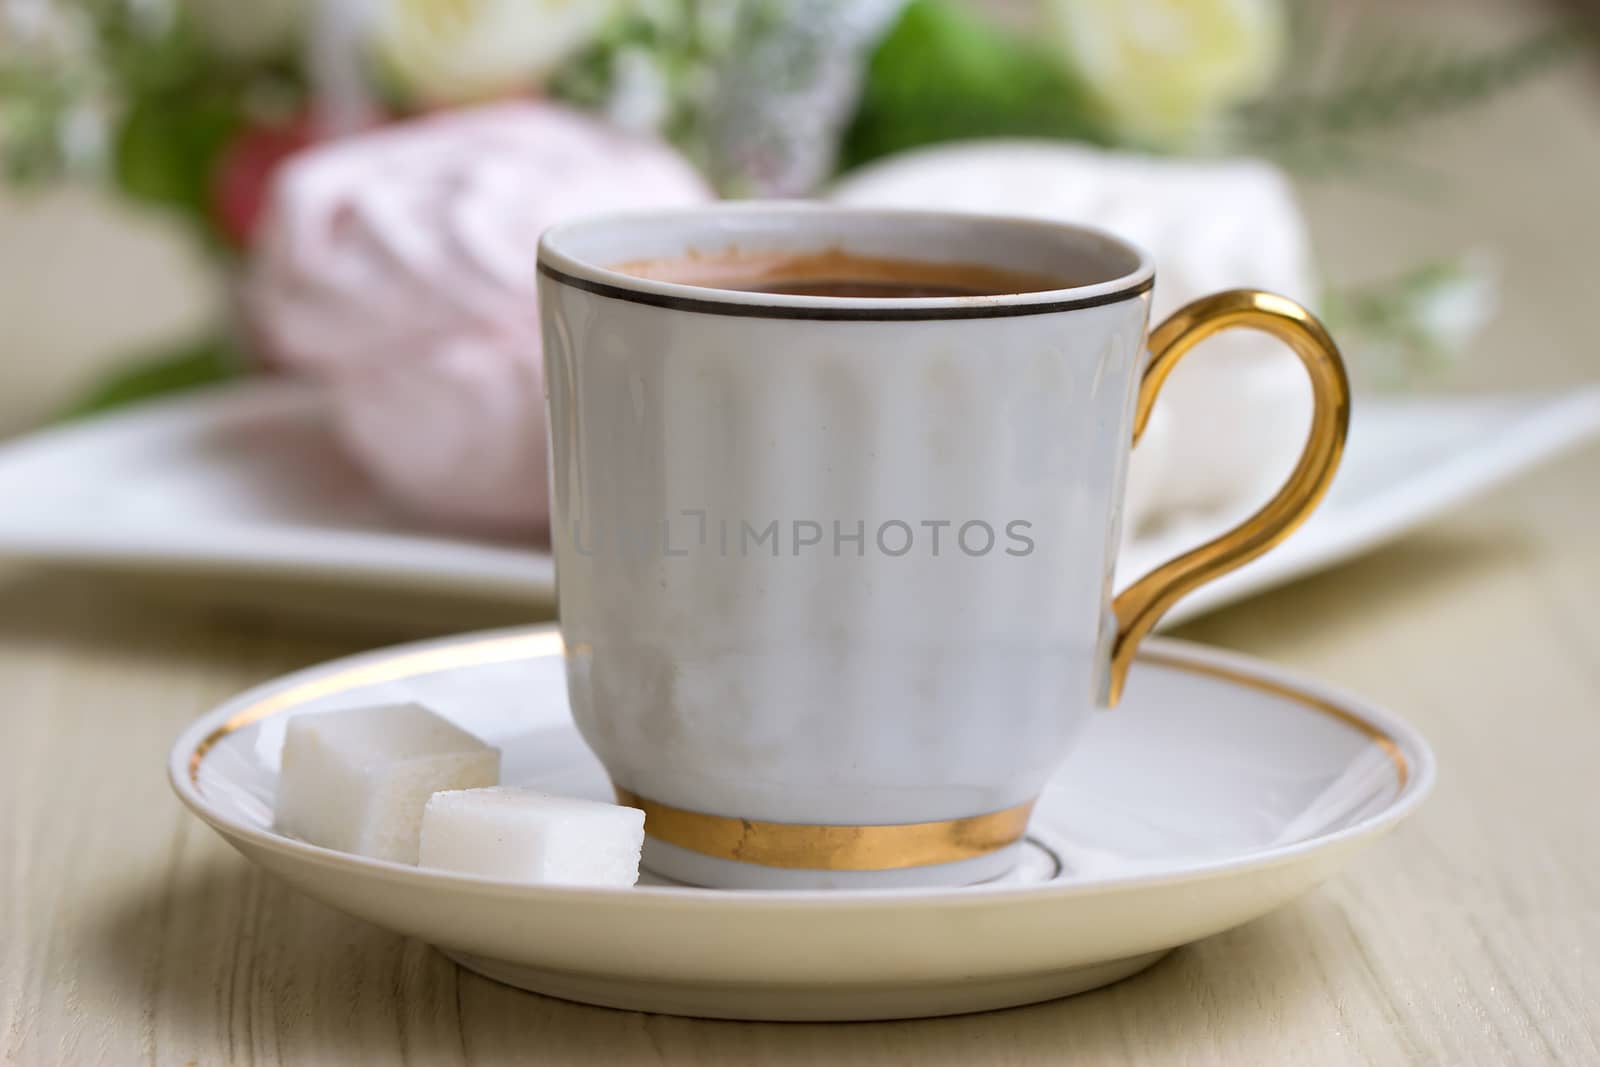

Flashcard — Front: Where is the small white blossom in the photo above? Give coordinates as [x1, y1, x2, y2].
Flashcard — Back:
[1410, 253, 1498, 357]
[605, 45, 670, 134]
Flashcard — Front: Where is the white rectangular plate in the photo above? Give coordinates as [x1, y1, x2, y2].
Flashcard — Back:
[0, 381, 1595, 625]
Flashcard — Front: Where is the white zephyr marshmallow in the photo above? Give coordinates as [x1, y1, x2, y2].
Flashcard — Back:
[275, 703, 500, 864]
[418, 788, 646, 887]
[831, 140, 1317, 542]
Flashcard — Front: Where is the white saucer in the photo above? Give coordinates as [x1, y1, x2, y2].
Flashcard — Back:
[7, 380, 1599, 623]
[168, 626, 1434, 1021]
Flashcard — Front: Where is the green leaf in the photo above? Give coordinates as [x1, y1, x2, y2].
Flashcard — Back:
[112, 93, 242, 221]
[64, 334, 243, 420]
[837, 0, 1113, 173]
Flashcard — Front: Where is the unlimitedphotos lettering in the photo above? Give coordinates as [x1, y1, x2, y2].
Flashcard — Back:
[568, 513, 1037, 559]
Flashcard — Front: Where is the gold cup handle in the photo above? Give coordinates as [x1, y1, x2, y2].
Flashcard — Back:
[1107, 289, 1352, 705]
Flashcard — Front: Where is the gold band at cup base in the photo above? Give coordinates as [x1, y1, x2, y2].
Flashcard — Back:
[613, 788, 1036, 871]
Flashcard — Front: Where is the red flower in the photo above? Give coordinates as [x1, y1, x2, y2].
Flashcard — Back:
[210, 117, 316, 248]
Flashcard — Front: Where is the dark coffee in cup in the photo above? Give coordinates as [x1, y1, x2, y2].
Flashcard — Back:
[612, 249, 1073, 298]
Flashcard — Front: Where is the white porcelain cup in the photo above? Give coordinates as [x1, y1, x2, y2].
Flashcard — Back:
[538, 204, 1349, 889]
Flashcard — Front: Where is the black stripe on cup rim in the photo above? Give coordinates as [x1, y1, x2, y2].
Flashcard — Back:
[536, 261, 1155, 322]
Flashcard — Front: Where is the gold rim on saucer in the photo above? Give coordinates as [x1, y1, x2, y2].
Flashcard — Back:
[187, 630, 1408, 872]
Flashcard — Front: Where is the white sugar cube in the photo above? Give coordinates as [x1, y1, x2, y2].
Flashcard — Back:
[275, 703, 499, 863]
[418, 788, 646, 886]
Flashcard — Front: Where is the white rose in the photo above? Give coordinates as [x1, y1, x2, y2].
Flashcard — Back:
[1046, 0, 1284, 147]
[370, 0, 616, 104]
[831, 139, 1317, 545]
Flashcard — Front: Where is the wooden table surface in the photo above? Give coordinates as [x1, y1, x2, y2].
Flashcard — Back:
[4, 4, 1599, 1064]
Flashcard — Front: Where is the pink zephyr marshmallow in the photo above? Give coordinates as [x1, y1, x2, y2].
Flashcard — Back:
[246, 102, 713, 531]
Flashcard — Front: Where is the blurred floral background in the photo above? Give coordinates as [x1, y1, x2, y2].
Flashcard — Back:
[0, 0, 1590, 537]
